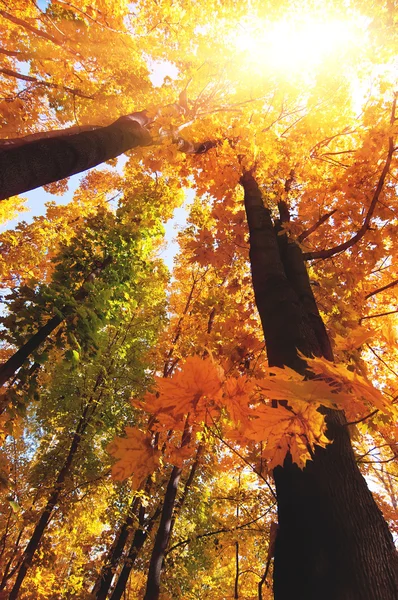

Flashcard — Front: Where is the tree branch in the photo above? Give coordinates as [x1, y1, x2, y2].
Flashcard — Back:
[0, 67, 94, 99]
[297, 209, 336, 243]
[167, 505, 276, 555]
[365, 278, 398, 300]
[0, 9, 79, 56]
[304, 95, 397, 261]
[360, 308, 398, 321]
[304, 136, 395, 261]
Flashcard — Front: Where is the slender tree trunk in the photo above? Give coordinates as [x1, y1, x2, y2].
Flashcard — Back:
[9, 404, 92, 599]
[92, 500, 139, 600]
[234, 541, 239, 599]
[241, 171, 398, 600]
[143, 422, 192, 600]
[0, 115, 151, 201]
[109, 505, 161, 600]
[143, 466, 182, 600]
[0, 257, 112, 389]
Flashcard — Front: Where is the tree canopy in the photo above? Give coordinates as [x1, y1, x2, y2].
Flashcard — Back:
[0, 1, 397, 599]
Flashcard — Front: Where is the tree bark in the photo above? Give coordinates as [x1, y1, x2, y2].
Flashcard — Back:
[109, 505, 161, 600]
[0, 116, 151, 201]
[241, 171, 398, 600]
[143, 422, 192, 600]
[143, 466, 182, 600]
[92, 501, 139, 600]
[8, 403, 93, 599]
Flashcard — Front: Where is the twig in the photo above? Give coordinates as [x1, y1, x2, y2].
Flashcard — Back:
[297, 209, 337, 243]
[344, 409, 379, 427]
[366, 344, 398, 379]
[360, 308, 398, 321]
[365, 278, 398, 299]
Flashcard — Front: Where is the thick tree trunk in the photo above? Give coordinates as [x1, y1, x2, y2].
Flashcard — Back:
[0, 116, 151, 201]
[241, 171, 398, 600]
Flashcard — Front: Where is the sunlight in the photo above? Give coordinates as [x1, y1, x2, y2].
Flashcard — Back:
[234, 15, 366, 73]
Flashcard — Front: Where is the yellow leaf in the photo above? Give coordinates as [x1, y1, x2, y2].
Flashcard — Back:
[246, 400, 329, 470]
[257, 365, 352, 410]
[303, 354, 397, 418]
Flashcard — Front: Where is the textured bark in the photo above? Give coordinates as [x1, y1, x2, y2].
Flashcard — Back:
[241, 171, 398, 600]
[0, 116, 151, 200]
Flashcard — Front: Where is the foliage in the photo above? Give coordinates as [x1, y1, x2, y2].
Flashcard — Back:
[0, 0, 398, 598]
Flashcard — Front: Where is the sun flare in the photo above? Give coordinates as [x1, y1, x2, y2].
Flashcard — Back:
[233, 15, 366, 73]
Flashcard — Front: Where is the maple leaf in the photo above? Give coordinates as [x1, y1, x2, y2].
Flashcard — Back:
[257, 365, 352, 410]
[222, 375, 255, 424]
[154, 356, 224, 420]
[334, 327, 375, 352]
[107, 427, 160, 487]
[246, 400, 329, 470]
[303, 355, 397, 419]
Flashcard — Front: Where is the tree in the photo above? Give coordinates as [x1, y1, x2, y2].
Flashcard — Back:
[1, 1, 398, 599]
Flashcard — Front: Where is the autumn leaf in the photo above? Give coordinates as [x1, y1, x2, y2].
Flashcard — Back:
[222, 375, 255, 424]
[246, 400, 330, 470]
[257, 365, 352, 410]
[303, 354, 397, 419]
[153, 356, 224, 421]
[107, 427, 160, 487]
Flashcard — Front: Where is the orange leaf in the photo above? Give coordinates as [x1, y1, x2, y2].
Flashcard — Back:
[107, 427, 160, 488]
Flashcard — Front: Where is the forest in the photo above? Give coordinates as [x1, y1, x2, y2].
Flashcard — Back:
[0, 0, 397, 598]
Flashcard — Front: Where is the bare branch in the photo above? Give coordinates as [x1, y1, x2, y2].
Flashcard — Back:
[345, 409, 379, 427]
[297, 209, 337, 243]
[304, 135, 396, 261]
[365, 278, 398, 300]
[167, 504, 276, 555]
[366, 344, 398, 379]
[360, 308, 398, 321]
[0, 67, 94, 100]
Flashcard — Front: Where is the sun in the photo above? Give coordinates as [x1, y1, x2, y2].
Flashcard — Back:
[233, 14, 367, 74]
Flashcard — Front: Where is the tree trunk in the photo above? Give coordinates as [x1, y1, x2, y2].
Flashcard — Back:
[92, 501, 139, 600]
[143, 466, 182, 600]
[143, 422, 192, 600]
[109, 504, 161, 600]
[8, 404, 92, 599]
[0, 116, 151, 201]
[0, 314, 62, 389]
[241, 171, 398, 600]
